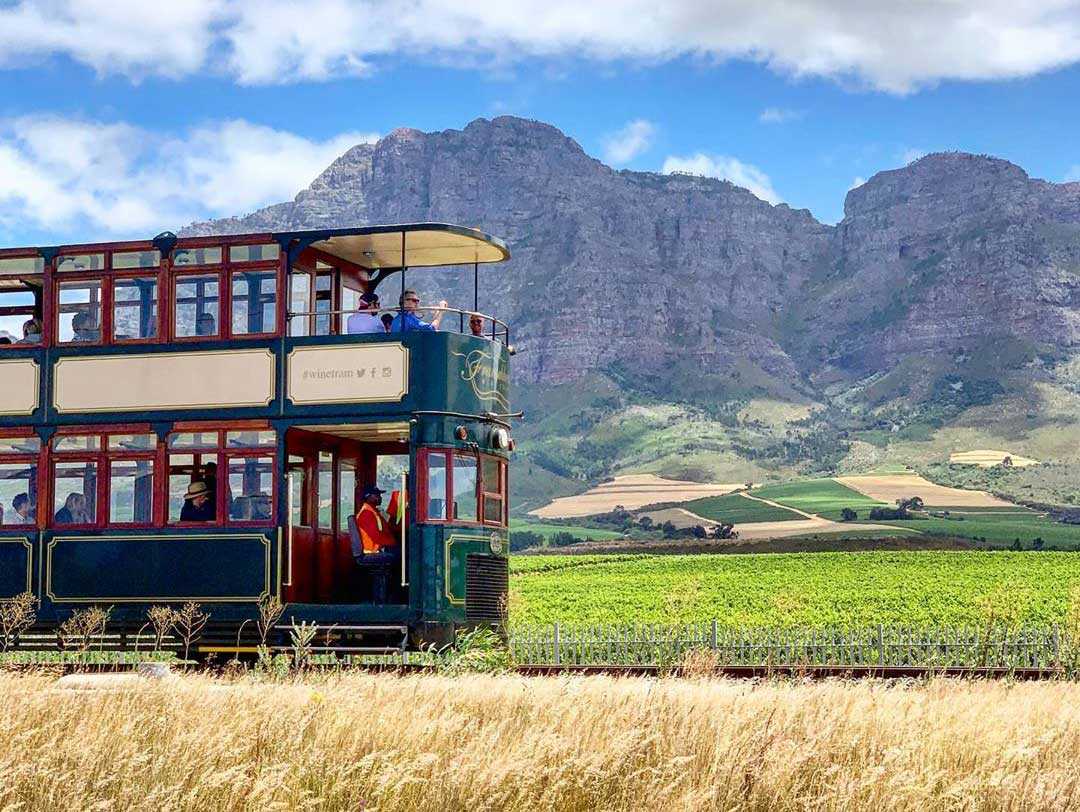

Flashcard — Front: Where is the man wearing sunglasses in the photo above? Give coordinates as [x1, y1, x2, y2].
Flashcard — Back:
[390, 288, 448, 333]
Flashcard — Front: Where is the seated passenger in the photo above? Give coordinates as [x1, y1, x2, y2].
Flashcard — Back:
[230, 496, 253, 521]
[346, 294, 385, 335]
[54, 493, 90, 525]
[0, 337, 10, 345]
[195, 313, 216, 336]
[380, 313, 394, 333]
[71, 310, 100, 343]
[16, 318, 42, 345]
[469, 313, 485, 337]
[390, 289, 447, 333]
[251, 494, 272, 520]
[180, 481, 215, 521]
[354, 485, 396, 603]
[8, 493, 34, 526]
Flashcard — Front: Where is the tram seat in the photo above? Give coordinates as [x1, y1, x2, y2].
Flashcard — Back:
[348, 515, 364, 560]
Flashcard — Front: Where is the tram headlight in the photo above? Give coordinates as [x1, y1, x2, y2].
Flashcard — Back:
[491, 427, 511, 450]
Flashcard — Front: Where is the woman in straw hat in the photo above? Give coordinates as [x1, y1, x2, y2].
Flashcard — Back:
[179, 480, 215, 522]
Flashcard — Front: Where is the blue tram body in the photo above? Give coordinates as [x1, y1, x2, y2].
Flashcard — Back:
[0, 224, 514, 654]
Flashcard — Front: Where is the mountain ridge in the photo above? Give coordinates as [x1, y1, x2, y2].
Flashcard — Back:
[182, 116, 1080, 503]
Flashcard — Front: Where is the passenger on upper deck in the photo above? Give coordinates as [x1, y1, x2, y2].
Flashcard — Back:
[346, 294, 384, 335]
[196, 313, 216, 337]
[71, 310, 100, 343]
[469, 313, 485, 337]
[16, 318, 42, 345]
[390, 289, 448, 333]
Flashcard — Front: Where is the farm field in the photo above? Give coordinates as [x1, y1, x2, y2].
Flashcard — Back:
[682, 492, 803, 523]
[510, 520, 622, 540]
[746, 478, 884, 520]
[509, 551, 1080, 627]
[6, 673, 1080, 810]
[949, 449, 1040, 467]
[836, 473, 1012, 507]
[529, 474, 741, 518]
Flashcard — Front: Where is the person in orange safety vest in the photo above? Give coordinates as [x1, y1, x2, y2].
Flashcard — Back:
[354, 484, 396, 603]
[355, 485, 396, 553]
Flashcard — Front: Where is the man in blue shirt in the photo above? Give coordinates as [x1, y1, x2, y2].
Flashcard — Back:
[390, 288, 447, 333]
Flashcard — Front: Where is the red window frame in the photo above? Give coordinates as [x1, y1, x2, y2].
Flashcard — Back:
[49, 426, 161, 530]
[418, 448, 508, 528]
[166, 423, 277, 527]
[481, 455, 508, 527]
[0, 428, 44, 530]
[171, 243, 282, 342]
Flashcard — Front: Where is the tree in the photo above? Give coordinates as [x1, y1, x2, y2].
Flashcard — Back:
[840, 507, 858, 522]
[691, 525, 707, 539]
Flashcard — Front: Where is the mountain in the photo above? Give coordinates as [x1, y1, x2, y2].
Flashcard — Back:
[184, 117, 1080, 510]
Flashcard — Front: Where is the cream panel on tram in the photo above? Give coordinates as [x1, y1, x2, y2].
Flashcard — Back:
[53, 349, 276, 413]
[287, 343, 409, 405]
[0, 359, 39, 415]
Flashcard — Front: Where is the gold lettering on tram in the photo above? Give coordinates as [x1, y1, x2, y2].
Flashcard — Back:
[287, 343, 409, 405]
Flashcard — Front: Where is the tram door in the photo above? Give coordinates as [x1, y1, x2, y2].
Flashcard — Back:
[284, 430, 409, 605]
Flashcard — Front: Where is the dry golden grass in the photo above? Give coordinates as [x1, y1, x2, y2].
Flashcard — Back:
[949, 449, 1040, 468]
[836, 473, 1014, 507]
[3, 671, 1080, 810]
[531, 474, 742, 518]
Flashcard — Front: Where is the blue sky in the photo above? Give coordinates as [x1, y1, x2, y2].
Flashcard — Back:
[2, 1, 1080, 246]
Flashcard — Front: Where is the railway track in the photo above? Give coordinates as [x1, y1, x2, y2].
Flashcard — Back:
[2, 661, 1066, 680]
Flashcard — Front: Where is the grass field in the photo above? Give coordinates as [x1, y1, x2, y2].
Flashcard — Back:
[510, 520, 622, 540]
[751, 478, 884, 520]
[510, 551, 1080, 627]
[6, 673, 1080, 810]
[872, 512, 1080, 547]
[682, 492, 803, 523]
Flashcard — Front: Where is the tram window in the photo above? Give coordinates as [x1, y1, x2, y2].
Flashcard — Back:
[425, 451, 448, 520]
[288, 273, 311, 337]
[112, 250, 160, 270]
[169, 432, 218, 449]
[57, 280, 103, 344]
[0, 257, 44, 275]
[227, 456, 274, 522]
[113, 277, 158, 341]
[109, 459, 154, 524]
[481, 456, 506, 527]
[54, 435, 100, 452]
[174, 274, 220, 338]
[317, 451, 333, 528]
[56, 254, 104, 273]
[231, 271, 278, 335]
[0, 436, 40, 454]
[53, 461, 97, 525]
[0, 276, 44, 345]
[452, 455, 479, 522]
[288, 455, 308, 527]
[173, 247, 221, 267]
[226, 430, 276, 448]
[108, 434, 156, 451]
[168, 453, 218, 523]
[229, 244, 279, 263]
[0, 462, 37, 527]
[338, 460, 356, 533]
[314, 273, 333, 336]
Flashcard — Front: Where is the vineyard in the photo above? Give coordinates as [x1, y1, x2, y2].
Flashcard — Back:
[509, 551, 1080, 628]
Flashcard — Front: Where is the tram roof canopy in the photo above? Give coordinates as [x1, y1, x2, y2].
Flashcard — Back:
[278, 223, 510, 270]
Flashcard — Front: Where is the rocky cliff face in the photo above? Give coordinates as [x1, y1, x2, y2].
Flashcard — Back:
[185, 117, 1080, 406]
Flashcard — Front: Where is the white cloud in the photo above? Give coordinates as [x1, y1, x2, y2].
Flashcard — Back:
[0, 116, 376, 238]
[2, 1, 1080, 92]
[759, 107, 801, 124]
[662, 153, 781, 205]
[601, 119, 656, 164]
[900, 148, 928, 165]
[849, 176, 866, 190]
[1064, 165, 1080, 182]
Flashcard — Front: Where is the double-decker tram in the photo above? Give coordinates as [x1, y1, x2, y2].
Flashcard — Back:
[0, 224, 514, 655]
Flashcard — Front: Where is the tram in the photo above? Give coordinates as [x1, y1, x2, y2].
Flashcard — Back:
[0, 224, 514, 655]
